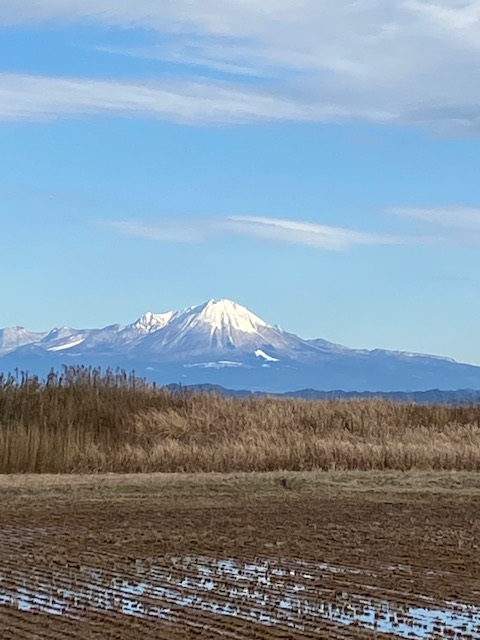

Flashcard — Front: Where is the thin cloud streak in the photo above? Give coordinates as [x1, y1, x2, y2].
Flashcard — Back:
[106, 209, 480, 250]
[392, 207, 480, 230]
[105, 215, 405, 251]
[0, 73, 329, 124]
[390, 206, 480, 247]
[223, 216, 396, 250]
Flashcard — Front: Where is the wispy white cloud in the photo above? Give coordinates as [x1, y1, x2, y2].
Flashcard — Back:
[390, 206, 480, 246]
[223, 216, 396, 250]
[0, 72, 365, 124]
[392, 206, 480, 230]
[0, 0, 480, 127]
[2, 2, 480, 129]
[105, 215, 403, 251]
[106, 207, 480, 250]
[0, 2, 480, 129]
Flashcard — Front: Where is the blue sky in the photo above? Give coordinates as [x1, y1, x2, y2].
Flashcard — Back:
[1, 1, 480, 363]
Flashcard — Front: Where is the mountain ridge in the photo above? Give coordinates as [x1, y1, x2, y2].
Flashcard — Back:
[1, 298, 479, 392]
[165, 383, 480, 405]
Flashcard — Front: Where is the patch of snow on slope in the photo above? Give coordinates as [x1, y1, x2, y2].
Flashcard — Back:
[47, 338, 86, 352]
[255, 349, 279, 362]
[184, 361, 246, 369]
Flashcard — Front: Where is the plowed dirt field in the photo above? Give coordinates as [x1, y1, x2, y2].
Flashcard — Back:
[0, 472, 479, 639]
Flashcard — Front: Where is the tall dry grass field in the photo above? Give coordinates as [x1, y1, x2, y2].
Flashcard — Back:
[1, 366, 479, 473]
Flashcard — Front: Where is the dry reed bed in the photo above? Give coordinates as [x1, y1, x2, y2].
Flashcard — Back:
[1, 366, 479, 473]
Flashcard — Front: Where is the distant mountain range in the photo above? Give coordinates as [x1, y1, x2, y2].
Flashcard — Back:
[1, 298, 480, 392]
[165, 384, 480, 405]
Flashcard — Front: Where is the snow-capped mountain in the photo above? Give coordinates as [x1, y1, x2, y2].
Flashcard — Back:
[0, 327, 47, 355]
[2, 298, 480, 392]
[132, 299, 329, 363]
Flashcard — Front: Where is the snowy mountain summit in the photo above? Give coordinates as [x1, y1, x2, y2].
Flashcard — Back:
[2, 298, 480, 392]
[136, 299, 269, 338]
[133, 298, 302, 361]
[183, 299, 269, 335]
[144, 299, 269, 346]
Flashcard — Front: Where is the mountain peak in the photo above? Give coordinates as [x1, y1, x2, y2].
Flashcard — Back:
[0, 326, 48, 355]
[189, 299, 269, 334]
[134, 311, 174, 333]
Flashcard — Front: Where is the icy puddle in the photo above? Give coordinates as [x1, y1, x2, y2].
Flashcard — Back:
[1, 557, 479, 638]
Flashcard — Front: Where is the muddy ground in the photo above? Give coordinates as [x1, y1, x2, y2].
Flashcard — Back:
[0, 471, 479, 639]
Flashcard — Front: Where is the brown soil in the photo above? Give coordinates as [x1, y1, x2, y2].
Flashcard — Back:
[0, 472, 479, 638]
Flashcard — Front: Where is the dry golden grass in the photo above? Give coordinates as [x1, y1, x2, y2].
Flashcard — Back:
[1, 366, 480, 473]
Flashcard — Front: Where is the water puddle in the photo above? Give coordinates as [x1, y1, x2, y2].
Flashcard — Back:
[1, 557, 479, 638]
